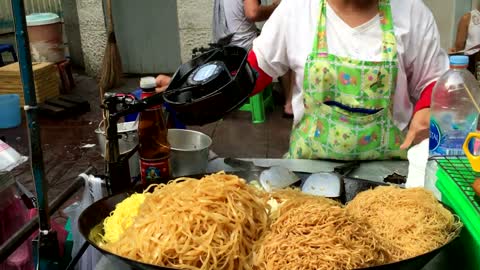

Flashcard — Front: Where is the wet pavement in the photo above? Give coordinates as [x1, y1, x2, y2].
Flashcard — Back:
[1, 74, 105, 222]
[0, 72, 292, 219]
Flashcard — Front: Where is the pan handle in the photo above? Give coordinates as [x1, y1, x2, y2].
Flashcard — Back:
[334, 161, 360, 177]
[224, 158, 261, 171]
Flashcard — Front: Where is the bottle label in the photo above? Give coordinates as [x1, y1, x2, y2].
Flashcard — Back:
[140, 157, 171, 185]
[430, 116, 472, 156]
[429, 119, 442, 153]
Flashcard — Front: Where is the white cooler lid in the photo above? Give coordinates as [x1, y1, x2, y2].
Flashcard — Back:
[26, 13, 61, 26]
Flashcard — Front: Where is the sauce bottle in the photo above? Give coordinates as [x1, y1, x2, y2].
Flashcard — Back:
[138, 77, 171, 185]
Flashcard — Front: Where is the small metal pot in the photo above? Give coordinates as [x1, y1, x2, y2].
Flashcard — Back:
[95, 121, 140, 181]
[95, 122, 138, 156]
[168, 129, 212, 177]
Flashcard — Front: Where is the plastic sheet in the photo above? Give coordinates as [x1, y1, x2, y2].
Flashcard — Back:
[0, 173, 71, 270]
[0, 140, 27, 172]
[63, 174, 105, 270]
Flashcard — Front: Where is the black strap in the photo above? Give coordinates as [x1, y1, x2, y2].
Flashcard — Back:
[324, 101, 382, 115]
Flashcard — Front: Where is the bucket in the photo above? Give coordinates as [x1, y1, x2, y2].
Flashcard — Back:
[26, 13, 64, 63]
[168, 129, 212, 177]
[95, 122, 140, 182]
[0, 94, 21, 129]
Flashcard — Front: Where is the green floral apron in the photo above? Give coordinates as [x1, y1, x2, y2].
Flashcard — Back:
[287, 0, 407, 161]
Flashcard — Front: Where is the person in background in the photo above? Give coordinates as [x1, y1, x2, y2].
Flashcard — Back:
[451, 1, 480, 53]
[213, 0, 280, 50]
[213, 0, 294, 118]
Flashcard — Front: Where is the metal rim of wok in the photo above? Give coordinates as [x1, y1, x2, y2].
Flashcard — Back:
[78, 174, 462, 270]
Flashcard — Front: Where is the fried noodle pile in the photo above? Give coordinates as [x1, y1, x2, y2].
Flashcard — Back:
[101, 175, 462, 270]
[103, 172, 269, 270]
[346, 186, 462, 262]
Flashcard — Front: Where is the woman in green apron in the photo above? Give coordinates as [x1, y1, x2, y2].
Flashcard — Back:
[156, 0, 447, 161]
[247, 0, 448, 160]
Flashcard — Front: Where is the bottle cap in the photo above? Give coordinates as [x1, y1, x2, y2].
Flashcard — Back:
[449, 55, 469, 66]
[140, 77, 157, 90]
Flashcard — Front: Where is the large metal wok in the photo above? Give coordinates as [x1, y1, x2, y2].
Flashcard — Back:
[78, 173, 461, 270]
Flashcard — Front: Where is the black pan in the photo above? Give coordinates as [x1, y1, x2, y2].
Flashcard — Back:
[79, 173, 461, 270]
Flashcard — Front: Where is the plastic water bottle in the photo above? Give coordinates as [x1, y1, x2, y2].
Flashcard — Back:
[430, 55, 480, 156]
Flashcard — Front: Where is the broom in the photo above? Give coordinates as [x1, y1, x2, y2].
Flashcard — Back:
[99, 0, 123, 97]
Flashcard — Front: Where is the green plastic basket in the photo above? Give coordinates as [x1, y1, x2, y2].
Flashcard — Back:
[435, 156, 480, 267]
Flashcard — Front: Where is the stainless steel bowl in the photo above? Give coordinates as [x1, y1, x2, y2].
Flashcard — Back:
[95, 121, 140, 181]
[168, 129, 212, 177]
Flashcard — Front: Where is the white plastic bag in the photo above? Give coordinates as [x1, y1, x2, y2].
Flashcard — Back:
[0, 140, 27, 172]
[64, 174, 106, 270]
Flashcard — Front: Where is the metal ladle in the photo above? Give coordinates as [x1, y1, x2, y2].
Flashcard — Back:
[224, 158, 300, 191]
[302, 161, 360, 198]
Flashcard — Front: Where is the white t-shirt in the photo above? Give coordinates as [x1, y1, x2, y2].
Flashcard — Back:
[253, 0, 449, 130]
[225, 0, 258, 50]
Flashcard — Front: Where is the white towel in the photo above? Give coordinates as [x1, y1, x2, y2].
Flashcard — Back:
[406, 139, 430, 188]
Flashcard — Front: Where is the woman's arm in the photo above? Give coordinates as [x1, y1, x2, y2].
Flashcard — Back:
[413, 81, 435, 113]
[405, 1, 448, 111]
[248, 50, 273, 96]
[453, 13, 471, 52]
[154, 51, 275, 96]
[401, 2, 448, 149]
[249, 0, 290, 93]
[244, 0, 280, 22]
[155, 75, 172, 93]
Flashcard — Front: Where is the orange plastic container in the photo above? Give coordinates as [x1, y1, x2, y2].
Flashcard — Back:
[26, 13, 64, 63]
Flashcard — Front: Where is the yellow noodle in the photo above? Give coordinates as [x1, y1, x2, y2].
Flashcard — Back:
[346, 186, 462, 262]
[104, 172, 269, 270]
[254, 190, 390, 270]
[102, 193, 148, 243]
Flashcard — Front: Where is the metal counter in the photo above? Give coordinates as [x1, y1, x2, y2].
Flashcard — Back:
[206, 158, 409, 182]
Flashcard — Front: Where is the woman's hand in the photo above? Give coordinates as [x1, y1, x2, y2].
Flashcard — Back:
[400, 108, 430, 150]
[155, 75, 172, 93]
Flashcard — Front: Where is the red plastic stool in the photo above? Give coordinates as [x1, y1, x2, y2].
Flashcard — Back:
[55, 59, 75, 94]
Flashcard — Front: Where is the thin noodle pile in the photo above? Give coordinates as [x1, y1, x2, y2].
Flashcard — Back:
[104, 172, 269, 270]
[266, 188, 341, 220]
[346, 186, 462, 262]
[254, 191, 391, 270]
[270, 188, 340, 211]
